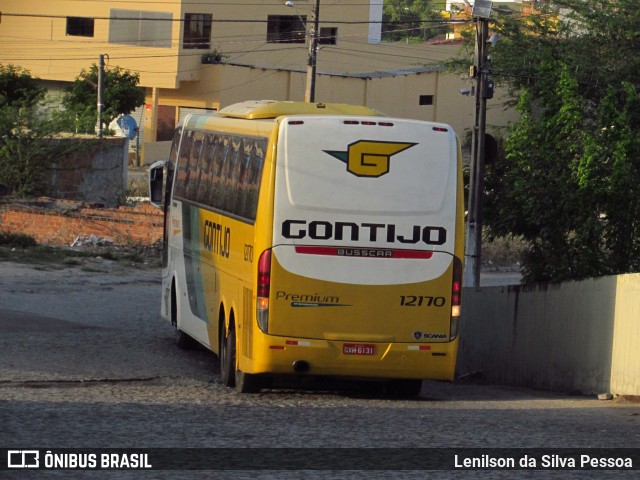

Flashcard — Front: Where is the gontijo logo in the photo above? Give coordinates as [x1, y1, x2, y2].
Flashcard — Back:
[324, 140, 417, 178]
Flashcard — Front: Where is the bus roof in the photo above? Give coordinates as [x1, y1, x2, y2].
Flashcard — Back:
[219, 100, 385, 120]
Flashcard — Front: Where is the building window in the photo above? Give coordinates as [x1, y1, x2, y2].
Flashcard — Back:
[419, 95, 434, 106]
[318, 27, 337, 45]
[109, 10, 172, 48]
[267, 15, 306, 44]
[66, 17, 95, 37]
[184, 13, 212, 49]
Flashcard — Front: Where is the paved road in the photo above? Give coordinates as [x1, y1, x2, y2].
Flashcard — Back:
[0, 261, 637, 479]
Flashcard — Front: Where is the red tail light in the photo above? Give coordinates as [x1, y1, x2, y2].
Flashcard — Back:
[452, 256, 462, 310]
[256, 249, 271, 333]
[450, 256, 462, 340]
[257, 249, 271, 298]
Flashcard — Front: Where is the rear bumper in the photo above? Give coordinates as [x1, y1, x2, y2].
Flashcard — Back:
[243, 334, 458, 382]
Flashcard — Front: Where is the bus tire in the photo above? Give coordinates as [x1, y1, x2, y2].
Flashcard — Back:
[220, 324, 236, 388]
[386, 379, 423, 398]
[220, 319, 263, 393]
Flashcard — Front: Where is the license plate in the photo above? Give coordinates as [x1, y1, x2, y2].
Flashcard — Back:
[343, 343, 376, 355]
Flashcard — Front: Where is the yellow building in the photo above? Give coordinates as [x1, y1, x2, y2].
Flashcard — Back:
[0, 0, 517, 163]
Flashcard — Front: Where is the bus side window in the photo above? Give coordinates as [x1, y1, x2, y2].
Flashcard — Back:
[212, 136, 230, 211]
[227, 138, 244, 213]
[234, 139, 262, 220]
[196, 133, 216, 205]
[186, 131, 205, 201]
[219, 139, 232, 212]
[245, 140, 266, 220]
[234, 141, 252, 218]
[208, 134, 225, 208]
[173, 130, 194, 198]
[168, 127, 181, 169]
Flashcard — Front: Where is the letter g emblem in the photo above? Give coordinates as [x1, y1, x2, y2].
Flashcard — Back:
[325, 141, 416, 178]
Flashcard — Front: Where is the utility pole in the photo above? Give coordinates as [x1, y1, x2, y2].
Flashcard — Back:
[304, 0, 320, 103]
[97, 54, 105, 138]
[464, 4, 492, 287]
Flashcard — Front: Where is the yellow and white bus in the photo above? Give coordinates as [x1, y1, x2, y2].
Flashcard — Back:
[149, 100, 464, 395]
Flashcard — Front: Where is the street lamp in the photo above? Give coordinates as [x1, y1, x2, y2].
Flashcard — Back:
[286, 0, 320, 102]
[464, 1, 493, 287]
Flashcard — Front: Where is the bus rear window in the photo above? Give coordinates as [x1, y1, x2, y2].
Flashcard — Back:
[279, 119, 454, 215]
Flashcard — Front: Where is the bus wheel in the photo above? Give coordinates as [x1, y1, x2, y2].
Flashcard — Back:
[220, 325, 236, 388]
[385, 379, 423, 398]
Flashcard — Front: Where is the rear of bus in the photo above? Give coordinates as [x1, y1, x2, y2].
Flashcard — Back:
[250, 114, 464, 385]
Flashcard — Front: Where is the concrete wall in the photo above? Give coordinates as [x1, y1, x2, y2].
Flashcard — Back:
[458, 275, 640, 396]
[49, 138, 128, 208]
[610, 275, 640, 395]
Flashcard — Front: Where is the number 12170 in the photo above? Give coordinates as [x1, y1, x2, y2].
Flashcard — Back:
[400, 295, 446, 307]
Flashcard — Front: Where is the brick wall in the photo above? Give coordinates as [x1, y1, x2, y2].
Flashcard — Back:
[0, 200, 163, 246]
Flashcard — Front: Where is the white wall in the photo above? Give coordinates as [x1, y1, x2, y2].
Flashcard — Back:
[458, 274, 640, 396]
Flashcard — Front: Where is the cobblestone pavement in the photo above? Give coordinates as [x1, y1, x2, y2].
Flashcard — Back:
[0, 261, 638, 479]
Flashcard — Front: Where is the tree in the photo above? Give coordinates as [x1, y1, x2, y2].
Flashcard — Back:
[489, 0, 640, 104]
[484, 64, 596, 281]
[469, 1, 640, 282]
[576, 83, 640, 275]
[60, 64, 145, 134]
[0, 65, 64, 196]
[0, 64, 45, 108]
[382, 0, 449, 42]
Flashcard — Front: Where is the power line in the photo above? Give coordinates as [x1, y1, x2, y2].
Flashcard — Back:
[0, 42, 454, 65]
[1, 12, 469, 26]
[0, 7, 471, 78]
[0, 20, 462, 54]
[0, 19, 468, 63]
[54, 1, 388, 5]
[14, 1, 452, 8]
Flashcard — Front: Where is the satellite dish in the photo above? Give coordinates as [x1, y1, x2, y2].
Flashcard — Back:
[116, 115, 138, 140]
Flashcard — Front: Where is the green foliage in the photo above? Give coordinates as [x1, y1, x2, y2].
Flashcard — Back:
[0, 64, 45, 108]
[382, 0, 448, 42]
[485, 65, 585, 282]
[0, 111, 50, 195]
[576, 83, 640, 274]
[456, 1, 640, 282]
[488, 0, 640, 102]
[0, 110, 84, 196]
[0, 65, 66, 196]
[60, 64, 145, 134]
